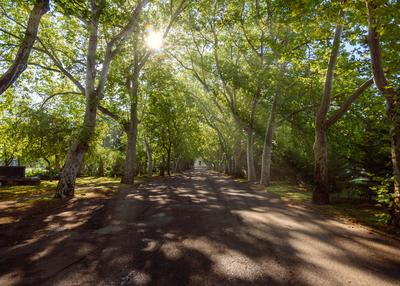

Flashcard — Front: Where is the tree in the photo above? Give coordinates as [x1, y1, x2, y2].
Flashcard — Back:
[119, 0, 188, 185]
[0, 0, 49, 95]
[313, 12, 375, 203]
[366, 0, 400, 225]
[51, 0, 148, 198]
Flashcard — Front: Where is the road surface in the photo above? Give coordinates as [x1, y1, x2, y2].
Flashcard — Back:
[1, 171, 400, 285]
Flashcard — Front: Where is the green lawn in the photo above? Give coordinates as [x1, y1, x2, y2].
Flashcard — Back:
[267, 182, 312, 202]
[0, 177, 128, 203]
[266, 182, 388, 231]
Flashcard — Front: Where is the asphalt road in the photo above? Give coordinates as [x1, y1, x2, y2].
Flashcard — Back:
[1, 170, 400, 285]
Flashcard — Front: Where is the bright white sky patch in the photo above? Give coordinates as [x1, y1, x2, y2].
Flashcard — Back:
[145, 31, 163, 50]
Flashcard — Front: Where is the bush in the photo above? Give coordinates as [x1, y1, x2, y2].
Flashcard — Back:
[26, 168, 60, 180]
[370, 176, 394, 224]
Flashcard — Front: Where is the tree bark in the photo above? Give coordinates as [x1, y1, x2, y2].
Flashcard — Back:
[54, 1, 147, 198]
[167, 145, 171, 176]
[0, 0, 49, 95]
[246, 128, 257, 181]
[260, 62, 287, 186]
[314, 77, 373, 203]
[121, 116, 138, 184]
[313, 126, 330, 204]
[233, 135, 243, 177]
[144, 138, 153, 177]
[160, 156, 166, 176]
[56, 90, 98, 198]
[366, 0, 400, 226]
[246, 94, 258, 182]
[313, 23, 343, 204]
[174, 156, 181, 173]
[260, 93, 278, 185]
[121, 68, 140, 185]
[55, 4, 100, 199]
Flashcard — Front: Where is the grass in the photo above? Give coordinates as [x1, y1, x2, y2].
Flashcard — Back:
[267, 182, 312, 202]
[265, 181, 388, 231]
[0, 176, 149, 225]
[0, 176, 127, 203]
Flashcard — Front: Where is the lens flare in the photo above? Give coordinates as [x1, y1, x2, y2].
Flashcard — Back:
[145, 31, 163, 50]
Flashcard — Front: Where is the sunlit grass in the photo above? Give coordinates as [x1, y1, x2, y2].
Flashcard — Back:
[0, 176, 123, 203]
[267, 182, 312, 202]
[265, 181, 388, 231]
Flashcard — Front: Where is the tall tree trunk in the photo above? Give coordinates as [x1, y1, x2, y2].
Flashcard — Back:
[121, 119, 138, 184]
[54, 0, 146, 198]
[159, 156, 166, 176]
[260, 63, 287, 186]
[167, 146, 171, 176]
[144, 138, 153, 177]
[174, 156, 181, 173]
[366, 0, 400, 226]
[55, 10, 100, 199]
[313, 125, 329, 203]
[121, 70, 139, 185]
[246, 94, 259, 182]
[313, 23, 343, 204]
[233, 135, 243, 177]
[224, 155, 230, 174]
[260, 94, 278, 185]
[56, 96, 98, 198]
[0, 0, 49, 95]
[387, 103, 400, 226]
[246, 128, 257, 181]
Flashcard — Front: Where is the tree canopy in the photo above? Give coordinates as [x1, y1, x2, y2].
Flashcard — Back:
[1, 0, 400, 226]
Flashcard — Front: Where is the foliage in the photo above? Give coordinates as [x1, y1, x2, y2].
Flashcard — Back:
[370, 176, 394, 224]
[0, 0, 399, 226]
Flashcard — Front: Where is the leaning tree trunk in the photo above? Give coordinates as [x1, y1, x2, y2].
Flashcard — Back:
[56, 94, 98, 198]
[366, 0, 400, 225]
[260, 94, 278, 186]
[144, 138, 153, 177]
[246, 128, 257, 181]
[0, 0, 49, 95]
[55, 6, 101, 199]
[312, 23, 342, 204]
[260, 63, 286, 186]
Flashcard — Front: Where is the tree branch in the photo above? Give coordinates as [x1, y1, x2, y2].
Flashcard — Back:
[326, 78, 374, 128]
[0, 0, 49, 95]
[39, 91, 81, 108]
[366, 0, 397, 97]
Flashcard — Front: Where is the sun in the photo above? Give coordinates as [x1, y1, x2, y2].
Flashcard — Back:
[145, 31, 163, 50]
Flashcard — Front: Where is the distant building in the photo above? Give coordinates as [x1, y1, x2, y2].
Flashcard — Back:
[194, 158, 206, 169]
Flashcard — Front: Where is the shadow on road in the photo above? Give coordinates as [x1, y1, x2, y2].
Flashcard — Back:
[1, 170, 400, 285]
